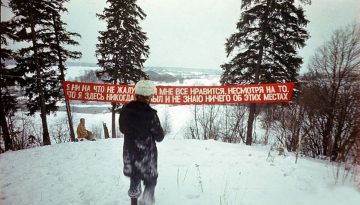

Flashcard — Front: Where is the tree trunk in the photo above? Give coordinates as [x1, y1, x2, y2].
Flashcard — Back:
[0, 29, 13, 151]
[357, 113, 360, 166]
[0, 93, 13, 151]
[30, 12, 51, 145]
[330, 119, 345, 161]
[64, 100, 76, 141]
[52, 12, 76, 142]
[111, 102, 116, 138]
[103, 122, 110, 139]
[323, 70, 340, 157]
[0, 10, 13, 151]
[356, 88, 360, 191]
[246, 0, 273, 145]
[194, 105, 199, 139]
[246, 104, 257, 145]
[322, 112, 335, 157]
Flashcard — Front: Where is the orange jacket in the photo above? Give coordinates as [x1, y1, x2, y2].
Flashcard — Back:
[77, 118, 89, 138]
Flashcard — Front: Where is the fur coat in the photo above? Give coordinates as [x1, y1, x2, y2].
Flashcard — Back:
[119, 100, 164, 181]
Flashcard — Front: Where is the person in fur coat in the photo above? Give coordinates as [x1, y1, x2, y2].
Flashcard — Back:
[119, 80, 164, 205]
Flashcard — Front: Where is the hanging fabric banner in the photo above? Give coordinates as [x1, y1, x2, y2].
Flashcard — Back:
[63, 81, 295, 104]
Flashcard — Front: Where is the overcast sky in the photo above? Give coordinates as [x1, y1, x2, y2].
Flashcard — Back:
[3, 0, 360, 72]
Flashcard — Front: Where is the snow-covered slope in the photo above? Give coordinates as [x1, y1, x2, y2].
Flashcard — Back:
[1, 139, 359, 205]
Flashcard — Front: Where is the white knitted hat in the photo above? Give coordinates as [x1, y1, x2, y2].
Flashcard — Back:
[134, 80, 157, 96]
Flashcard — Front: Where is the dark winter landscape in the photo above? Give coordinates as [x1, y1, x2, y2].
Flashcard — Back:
[1, 0, 360, 205]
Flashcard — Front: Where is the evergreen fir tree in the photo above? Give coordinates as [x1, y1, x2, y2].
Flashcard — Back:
[220, 0, 310, 145]
[9, 0, 72, 145]
[50, 1, 82, 142]
[96, 0, 149, 138]
[0, 8, 23, 151]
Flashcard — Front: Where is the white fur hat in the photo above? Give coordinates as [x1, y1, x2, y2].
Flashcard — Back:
[134, 80, 157, 96]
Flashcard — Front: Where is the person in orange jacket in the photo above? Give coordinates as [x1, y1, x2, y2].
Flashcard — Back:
[76, 118, 95, 141]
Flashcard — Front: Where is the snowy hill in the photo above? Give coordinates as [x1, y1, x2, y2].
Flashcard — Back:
[1, 139, 359, 205]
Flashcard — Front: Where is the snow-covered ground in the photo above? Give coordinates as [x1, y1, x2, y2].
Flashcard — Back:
[1, 66, 359, 204]
[1, 138, 359, 205]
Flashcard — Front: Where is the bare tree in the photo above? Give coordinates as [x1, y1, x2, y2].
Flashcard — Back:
[260, 105, 274, 145]
[91, 123, 102, 139]
[302, 24, 360, 161]
[197, 105, 220, 140]
[186, 104, 246, 143]
[7, 113, 42, 150]
[219, 104, 247, 143]
[51, 116, 70, 143]
[186, 105, 200, 140]
[267, 104, 305, 152]
[188, 105, 221, 140]
[161, 105, 171, 136]
[265, 25, 360, 162]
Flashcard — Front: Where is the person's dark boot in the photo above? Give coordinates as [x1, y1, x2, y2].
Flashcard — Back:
[131, 198, 137, 205]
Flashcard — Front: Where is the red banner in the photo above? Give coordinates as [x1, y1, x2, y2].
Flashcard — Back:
[63, 81, 294, 104]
